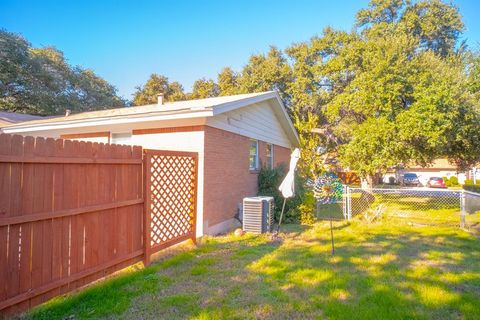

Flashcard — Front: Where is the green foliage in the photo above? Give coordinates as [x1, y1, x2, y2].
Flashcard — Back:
[217, 67, 239, 96]
[402, 0, 464, 56]
[338, 117, 401, 179]
[449, 176, 459, 186]
[463, 184, 480, 193]
[257, 166, 306, 223]
[356, 0, 464, 56]
[468, 51, 480, 95]
[302, 0, 476, 184]
[237, 46, 293, 101]
[133, 46, 292, 105]
[293, 112, 325, 179]
[443, 176, 460, 187]
[443, 176, 452, 187]
[132, 73, 186, 105]
[188, 78, 219, 99]
[0, 30, 126, 115]
[298, 191, 316, 224]
[464, 179, 479, 186]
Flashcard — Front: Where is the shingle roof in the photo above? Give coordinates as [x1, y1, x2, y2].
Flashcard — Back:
[3, 92, 270, 127]
[0, 111, 45, 127]
[407, 159, 457, 170]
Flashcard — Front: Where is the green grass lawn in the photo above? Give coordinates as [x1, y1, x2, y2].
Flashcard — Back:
[24, 211, 480, 320]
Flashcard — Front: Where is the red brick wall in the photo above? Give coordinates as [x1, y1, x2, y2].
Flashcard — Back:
[272, 144, 291, 169]
[203, 126, 291, 230]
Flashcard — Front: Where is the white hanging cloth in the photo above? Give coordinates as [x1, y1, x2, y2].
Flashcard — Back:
[278, 148, 301, 198]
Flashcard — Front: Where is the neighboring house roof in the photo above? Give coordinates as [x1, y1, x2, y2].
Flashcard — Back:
[406, 159, 458, 171]
[2, 91, 300, 146]
[0, 111, 45, 128]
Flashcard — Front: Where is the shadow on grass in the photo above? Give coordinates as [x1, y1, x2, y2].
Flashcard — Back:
[24, 222, 480, 320]
[317, 203, 345, 221]
[241, 225, 480, 319]
[22, 232, 287, 320]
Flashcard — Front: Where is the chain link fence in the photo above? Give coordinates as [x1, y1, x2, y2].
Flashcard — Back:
[463, 190, 480, 234]
[340, 187, 480, 231]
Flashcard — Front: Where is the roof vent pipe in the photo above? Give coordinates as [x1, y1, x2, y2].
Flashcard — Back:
[157, 93, 164, 105]
[65, 109, 71, 117]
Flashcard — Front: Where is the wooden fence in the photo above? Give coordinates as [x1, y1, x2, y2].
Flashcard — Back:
[0, 134, 144, 316]
[337, 171, 361, 185]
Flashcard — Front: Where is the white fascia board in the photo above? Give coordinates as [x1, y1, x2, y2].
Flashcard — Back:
[212, 92, 277, 116]
[2, 109, 213, 134]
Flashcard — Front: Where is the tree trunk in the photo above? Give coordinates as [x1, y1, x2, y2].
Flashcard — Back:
[361, 172, 383, 190]
[360, 175, 375, 203]
[361, 175, 375, 190]
[360, 177, 369, 190]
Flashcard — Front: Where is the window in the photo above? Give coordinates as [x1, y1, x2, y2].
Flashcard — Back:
[111, 132, 132, 145]
[249, 140, 259, 170]
[266, 144, 274, 169]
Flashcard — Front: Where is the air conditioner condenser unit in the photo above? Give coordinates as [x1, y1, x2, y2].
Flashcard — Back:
[242, 196, 274, 233]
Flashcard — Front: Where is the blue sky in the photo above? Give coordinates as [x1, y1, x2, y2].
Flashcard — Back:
[1, 0, 479, 100]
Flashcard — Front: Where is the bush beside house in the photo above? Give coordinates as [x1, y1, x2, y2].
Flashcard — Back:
[257, 166, 313, 224]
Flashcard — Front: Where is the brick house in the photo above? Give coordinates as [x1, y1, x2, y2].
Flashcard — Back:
[2, 91, 300, 235]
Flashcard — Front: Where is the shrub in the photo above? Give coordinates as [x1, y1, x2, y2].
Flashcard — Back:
[299, 191, 316, 225]
[464, 179, 479, 186]
[257, 166, 306, 223]
[443, 176, 451, 187]
[463, 184, 480, 193]
[449, 176, 459, 186]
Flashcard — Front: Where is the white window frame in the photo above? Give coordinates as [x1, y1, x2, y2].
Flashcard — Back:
[111, 132, 132, 145]
[266, 143, 274, 169]
[249, 139, 259, 171]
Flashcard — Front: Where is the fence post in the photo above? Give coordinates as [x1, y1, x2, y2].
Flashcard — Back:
[460, 190, 466, 229]
[343, 185, 347, 220]
[143, 151, 151, 266]
[347, 187, 352, 221]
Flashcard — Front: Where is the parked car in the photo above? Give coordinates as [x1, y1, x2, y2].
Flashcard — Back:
[401, 173, 421, 187]
[427, 177, 446, 188]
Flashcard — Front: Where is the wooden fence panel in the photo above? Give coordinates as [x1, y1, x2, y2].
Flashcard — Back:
[7, 135, 23, 313]
[0, 135, 9, 306]
[0, 134, 144, 316]
[337, 171, 361, 185]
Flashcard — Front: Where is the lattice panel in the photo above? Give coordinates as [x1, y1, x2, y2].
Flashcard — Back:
[147, 153, 197, 248]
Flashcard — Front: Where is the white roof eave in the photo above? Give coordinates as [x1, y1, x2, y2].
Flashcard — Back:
[2, 91, 301, 147]
[212, 91, 277, 115]
[2, 109, 214, 134]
